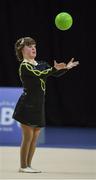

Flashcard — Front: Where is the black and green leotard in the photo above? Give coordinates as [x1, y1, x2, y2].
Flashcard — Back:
[12, 60, 67, 127]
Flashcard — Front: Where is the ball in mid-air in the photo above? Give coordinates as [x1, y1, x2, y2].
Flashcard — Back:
[55, 12, 73, 30]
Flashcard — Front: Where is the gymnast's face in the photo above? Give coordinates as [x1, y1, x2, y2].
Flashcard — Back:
[22, 44, 36, 59]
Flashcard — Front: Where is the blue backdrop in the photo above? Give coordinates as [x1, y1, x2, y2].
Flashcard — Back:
[0, 88, 45, 146]
[0, 88, 96, 149]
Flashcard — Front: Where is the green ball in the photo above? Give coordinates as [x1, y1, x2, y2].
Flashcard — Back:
[55, 12, 73, 31]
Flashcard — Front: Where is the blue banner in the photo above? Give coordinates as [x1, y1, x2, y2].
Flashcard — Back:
[0, 88, 45, 146]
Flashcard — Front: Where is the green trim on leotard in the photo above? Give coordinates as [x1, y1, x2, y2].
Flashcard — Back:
[40, 78, 46, 91]
[19, 62, 50, 92]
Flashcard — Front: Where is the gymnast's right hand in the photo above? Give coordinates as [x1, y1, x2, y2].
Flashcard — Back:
[54, 60, 66, 70]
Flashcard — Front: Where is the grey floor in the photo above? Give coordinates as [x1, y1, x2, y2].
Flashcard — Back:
[0, 147, 96, 180]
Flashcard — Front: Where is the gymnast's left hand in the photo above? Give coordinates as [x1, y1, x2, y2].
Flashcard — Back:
[66, 58, 79, 69]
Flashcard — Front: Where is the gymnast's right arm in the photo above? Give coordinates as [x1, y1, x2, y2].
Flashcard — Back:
[19, 62, 58, 78]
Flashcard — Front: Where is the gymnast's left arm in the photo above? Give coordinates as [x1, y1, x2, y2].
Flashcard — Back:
[51, 58, 79, 77]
